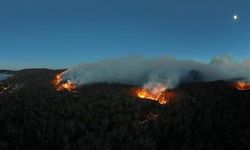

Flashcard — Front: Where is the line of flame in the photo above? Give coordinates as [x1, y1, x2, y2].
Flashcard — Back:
[235, 81, 250, 91]
[135, 88, 169, 104]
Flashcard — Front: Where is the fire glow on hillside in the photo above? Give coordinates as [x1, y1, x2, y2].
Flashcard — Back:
[136, 88, 168, 104]
[135, 84, 175, 104]
[235, 81, 250, 91]
[54, 74, 76, 92]
[54, 72, 175, 104]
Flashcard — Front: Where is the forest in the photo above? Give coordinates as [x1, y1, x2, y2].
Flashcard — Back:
[0, 69, 250, 150]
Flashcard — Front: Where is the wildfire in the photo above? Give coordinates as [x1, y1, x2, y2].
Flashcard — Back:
[54, 74, 77, 92]
[235, 81, 250, 91]
[135, 84, 175, 104]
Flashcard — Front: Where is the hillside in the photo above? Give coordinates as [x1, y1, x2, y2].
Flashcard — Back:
[0, 69, 250, 150]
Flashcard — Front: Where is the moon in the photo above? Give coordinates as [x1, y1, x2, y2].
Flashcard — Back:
[233, 15, 238, 20]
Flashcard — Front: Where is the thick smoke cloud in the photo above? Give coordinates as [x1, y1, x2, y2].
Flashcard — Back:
[60, 54, 250, 90]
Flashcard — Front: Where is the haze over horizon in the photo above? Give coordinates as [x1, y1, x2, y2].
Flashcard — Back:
[1, 0, 250, 69]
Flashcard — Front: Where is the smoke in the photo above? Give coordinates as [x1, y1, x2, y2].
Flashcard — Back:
[60, 54, 250, 90]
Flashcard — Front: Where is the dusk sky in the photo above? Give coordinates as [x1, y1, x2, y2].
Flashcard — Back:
[0, 0, 250, 69]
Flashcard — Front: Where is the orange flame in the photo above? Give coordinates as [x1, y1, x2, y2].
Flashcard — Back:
[54, 74, 77, 92]
[235, 81, 250, 91]
[136, 88, 167, 104]
[135, 85, 175, 104]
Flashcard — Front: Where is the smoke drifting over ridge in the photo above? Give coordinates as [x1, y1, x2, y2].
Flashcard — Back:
[60, 54, 250, 91]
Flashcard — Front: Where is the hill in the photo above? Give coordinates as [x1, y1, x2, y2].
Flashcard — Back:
[0, 69, 250, 150]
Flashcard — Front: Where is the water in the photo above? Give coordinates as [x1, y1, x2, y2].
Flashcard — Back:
[0, 73, 11, 81]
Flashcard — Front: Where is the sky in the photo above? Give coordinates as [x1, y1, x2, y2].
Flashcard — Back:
[0, 0, 250, 69]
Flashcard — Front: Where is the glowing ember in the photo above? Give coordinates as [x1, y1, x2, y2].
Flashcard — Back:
[54, 73, 77, 92]
[135, 84, 174, 104]
[235, 81, 250, 91]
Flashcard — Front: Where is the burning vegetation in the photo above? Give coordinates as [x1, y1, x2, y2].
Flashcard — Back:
[53, 73, 175, 104]
[54, 73, 77, 92]
[235, 81, 250, 91]
[135, 84, 175, 104]
[2, 69, 250, 150]
[136, 88, 168, 104]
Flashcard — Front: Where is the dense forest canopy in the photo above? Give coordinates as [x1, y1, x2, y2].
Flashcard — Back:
[0, 69, 250, 150]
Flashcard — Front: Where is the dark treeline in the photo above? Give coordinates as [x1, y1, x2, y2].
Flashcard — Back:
[0, 69, 250, 150]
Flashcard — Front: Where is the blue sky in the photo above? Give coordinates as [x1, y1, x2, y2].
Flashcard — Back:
[0, 0, 250, 69]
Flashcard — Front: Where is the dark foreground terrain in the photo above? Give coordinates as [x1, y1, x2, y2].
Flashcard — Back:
[0, 69, 250, 150]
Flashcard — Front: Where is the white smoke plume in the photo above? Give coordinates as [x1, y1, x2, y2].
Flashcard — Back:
[60, 54, 250, 90]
